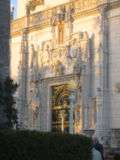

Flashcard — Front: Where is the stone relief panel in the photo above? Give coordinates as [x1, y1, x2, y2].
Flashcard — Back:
[26, 32, 91, 128]
[39, 40, 53, 76]
[37, 32, 90, 78]
[51, 4, 75, 45]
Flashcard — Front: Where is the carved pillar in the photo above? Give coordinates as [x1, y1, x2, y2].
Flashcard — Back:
[18, 7, 31, 129]
[67, 4, 75, 38]
[95, 5, 110, 146]
[81, 34, 91, 131]
[69, 90, 76, 134]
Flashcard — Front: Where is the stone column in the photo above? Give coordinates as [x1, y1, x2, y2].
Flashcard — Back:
[81, 62, 90, 131]
[18, 6, 30, 129]
[69, 90, 76, 134]
[95, 4, 110, 146]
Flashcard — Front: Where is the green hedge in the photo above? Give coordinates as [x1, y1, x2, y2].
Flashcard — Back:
[0, 130, 92, 160]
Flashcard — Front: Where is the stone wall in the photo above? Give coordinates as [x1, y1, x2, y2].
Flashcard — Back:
[10, 0, 120, 148]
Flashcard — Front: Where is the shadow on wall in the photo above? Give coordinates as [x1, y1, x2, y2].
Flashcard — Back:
[0, 1, 10, 79]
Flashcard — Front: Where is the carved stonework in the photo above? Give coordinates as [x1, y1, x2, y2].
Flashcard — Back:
[37, 32, 89, 78]
[51, 4, 75, 44]
[54, 60, 65, 76]
[28, 0, 44, 11]
[74, 105, 82, 134]
[115, 83, 120, 93]
[28, 80, 40, 127]
[11, 0, 106, 35]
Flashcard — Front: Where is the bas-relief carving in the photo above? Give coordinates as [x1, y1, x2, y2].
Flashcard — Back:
[12, 0, 106, 35]
[27, 32, 89, 81]
[27, 32, 91, 129]
[115, 83, 120, 93]
[51, 4, 75, 44]
[36, 32, 90, 78]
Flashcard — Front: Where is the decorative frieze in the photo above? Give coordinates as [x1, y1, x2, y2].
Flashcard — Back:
[11, 0, 106, 36]
[30, 32, 89, 78]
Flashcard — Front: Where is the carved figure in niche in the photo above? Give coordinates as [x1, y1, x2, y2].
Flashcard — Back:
[74, 105, 81, 134]
[58, 21, 64, 44]
[74, 46, 82, 72]
[80, 32, 89, 62]
[66, 4, 75, 34]
[57, 6, 66, 21]
[33, 105, 39, 122]
[31, 44, 38, 68]
[58, 48, 66, 61]
[69, 38, 78, 58]
[30, 44, 39, 82]
[67, 4, 75, 22]
[73, 58, 82, 74]
[52, 6, 66, 44]
[30, 82, 40, 123]
[51, 9, 58, 34]
[42, 42, 52, 67]
[54, 60, 65, 75]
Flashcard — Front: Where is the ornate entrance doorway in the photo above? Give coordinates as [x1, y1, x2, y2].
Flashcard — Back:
[51, 84, 70, 133]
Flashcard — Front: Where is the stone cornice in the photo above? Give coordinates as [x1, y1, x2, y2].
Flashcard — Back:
[11, 0, 120, 37]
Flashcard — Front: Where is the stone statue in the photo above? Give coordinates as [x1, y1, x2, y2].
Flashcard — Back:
[54, 60, 65, 75]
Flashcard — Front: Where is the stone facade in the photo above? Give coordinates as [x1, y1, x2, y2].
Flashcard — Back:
[10, 0, 120, 148]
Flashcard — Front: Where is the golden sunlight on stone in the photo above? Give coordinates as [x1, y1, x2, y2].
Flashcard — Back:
[10, 0, 120, 148]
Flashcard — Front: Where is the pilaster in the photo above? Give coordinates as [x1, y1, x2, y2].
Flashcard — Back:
[95, 4, 111, 146]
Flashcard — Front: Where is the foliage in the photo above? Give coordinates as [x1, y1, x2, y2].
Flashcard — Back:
[114, 153, 120, 160]
[0, 77, 18, 128]
[0, 130, 92, 160]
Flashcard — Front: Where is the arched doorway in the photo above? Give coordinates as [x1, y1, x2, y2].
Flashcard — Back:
[51, 84, 70, 133]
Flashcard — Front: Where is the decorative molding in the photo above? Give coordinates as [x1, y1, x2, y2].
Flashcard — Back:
[11, 0, 120, 37]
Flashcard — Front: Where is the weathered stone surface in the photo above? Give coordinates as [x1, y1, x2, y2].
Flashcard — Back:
[10, 0, 120, 148]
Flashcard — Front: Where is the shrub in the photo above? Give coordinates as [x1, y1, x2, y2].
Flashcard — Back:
[0, 77, 18, 129]
[0, 130, 92, 160]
